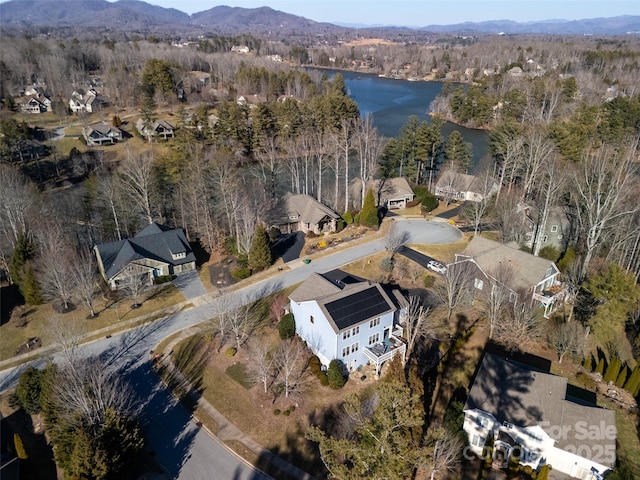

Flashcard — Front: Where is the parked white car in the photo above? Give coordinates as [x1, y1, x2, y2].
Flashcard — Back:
[427, 260, 447, 274]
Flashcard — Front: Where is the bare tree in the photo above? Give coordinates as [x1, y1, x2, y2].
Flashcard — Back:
[549, 321, 587, 364]
[572, 139, 639, 278]
[269, 295, 288, 324]
[117, 151, 157, 225]
[432, 261, 474, 324]
[0, 165, 40, 249]
[495, 300, 542, 352]
[384, 221, 410, 256]
[354, 115, 384, 208]
[120, 265, 149, 307]
[228, 304, 262, 351]
[424, 427, 463, 480]
[481, 263, 515, 340]
[531, 156, 565, 256]
[518, 129, 555, 202]
[274, 339, 308, 398]
[463, 165, 496, 235]
[247, 338, 276, 394]
[37, 224, 76, 311]
[403, 295, 436, 361]
[71, 248, 99, 317]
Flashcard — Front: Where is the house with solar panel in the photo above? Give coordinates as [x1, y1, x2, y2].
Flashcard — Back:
[288, 269, 406, 376]
[94, 223, 196, 290]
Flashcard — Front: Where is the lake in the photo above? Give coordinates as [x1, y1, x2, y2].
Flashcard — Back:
[332, 70, 489, 167]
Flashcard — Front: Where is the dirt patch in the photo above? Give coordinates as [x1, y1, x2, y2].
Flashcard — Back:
[207, 254, 240, 289]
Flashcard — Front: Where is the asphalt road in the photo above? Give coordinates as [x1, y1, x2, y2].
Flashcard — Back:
[0, 219, 461, 480]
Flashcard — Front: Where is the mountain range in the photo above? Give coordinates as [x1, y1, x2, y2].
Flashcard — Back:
[0, 0, 638, 36]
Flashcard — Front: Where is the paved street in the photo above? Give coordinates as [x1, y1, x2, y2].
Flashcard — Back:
[0, 219, 460, 480]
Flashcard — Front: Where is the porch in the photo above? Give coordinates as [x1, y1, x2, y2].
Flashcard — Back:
[532, 284, 572, 318]
[363, 326, 406, 377]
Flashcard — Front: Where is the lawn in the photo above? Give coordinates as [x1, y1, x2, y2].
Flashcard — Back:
[0, 283, 186, 362]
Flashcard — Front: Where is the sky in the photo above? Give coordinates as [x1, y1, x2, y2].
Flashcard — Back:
[123, 0, 639, 26]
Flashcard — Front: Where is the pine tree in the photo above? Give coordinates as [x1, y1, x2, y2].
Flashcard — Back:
[248, 224, 272, 272]
[327, 360, 345, 389]
[359, 188, 379, 228]
[582, 355, 593, 371]
[21, 264, 41, 305]
[624, 366, 640, 397]
[595, 358, 605, 375]
[604, 356, 621, 383]
[615, 366, 628, 388]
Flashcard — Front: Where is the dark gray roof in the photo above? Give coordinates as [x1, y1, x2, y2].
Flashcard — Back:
[289, 270, 397, 333]
[466, 354, 616, 466]
[95, 223, 194, 280]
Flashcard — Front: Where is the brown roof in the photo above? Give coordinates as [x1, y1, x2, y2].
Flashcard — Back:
[283, 194, 340, 225]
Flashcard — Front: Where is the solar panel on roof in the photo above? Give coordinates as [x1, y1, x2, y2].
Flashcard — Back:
[325, 287, 391, 330]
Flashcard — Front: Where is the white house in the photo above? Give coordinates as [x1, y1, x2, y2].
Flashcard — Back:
[464, 354, 616, 480]
[435, 172, 498, 203]
[289, 270, 406, 376]
[454, 236, 564, 317]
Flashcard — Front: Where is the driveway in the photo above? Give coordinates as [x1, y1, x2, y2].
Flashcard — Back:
[173, 270, 207, 300]
[397, 245, 435, 268]
[0, 219, 460, 480]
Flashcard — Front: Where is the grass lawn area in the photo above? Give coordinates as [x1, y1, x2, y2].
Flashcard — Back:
[0, 283, 185, 362]
[614, 409, 640, 477]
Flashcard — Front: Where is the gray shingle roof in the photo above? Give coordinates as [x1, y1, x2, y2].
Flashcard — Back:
[283, 194, 340, 225]
[459, 236, 558, 291]
[95, 223, 194, 280]
[289, 269, 397, 333]
[466, 354, 616, 466]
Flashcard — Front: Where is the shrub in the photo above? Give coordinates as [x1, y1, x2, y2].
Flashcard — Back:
[231, 268, 251, 280]
[615, 366, 628, 388]
[308, 355, 322, 374]
[278, 313, 296, 340]
[305, 230, 318, 238]
[539, 245, 560, 262]
[283, 409, 290, 416]
[224, 237, 238, 255]
[317, 371, 329, 386]
[273, 409, 281, 416]
[557, 247, 576, 273]
[582, 355, 593, 371]
[289, 405, 296, 412]
[413, 185, 439, 212]
[576, 372, 596, 391]
[153, 275, 172, 285]
[604, 356, 621, 383]
[379, 256, 394, 272]
[422, 274, 435, 288]
[327, 359, 345, 389]
[342, 211, 354, 224]
[225, 347, 237, 358]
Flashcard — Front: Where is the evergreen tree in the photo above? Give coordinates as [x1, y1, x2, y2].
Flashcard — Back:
[248, 224, 272, 272]
[604, 356, 621, 383]
[624, 366, 640, 396]
[21, 264, 41, 305]
[615, 366, 628, 388]
[359, 188, 379, 228]
[13, 433, 28, 460]
[327, 359, 345, 389]
[444, 130, 473, 173]
[15, 366, 43, 414]
[8, 232, 35, 286]
[278, 313, 295, 340]
[595, 358, 605, 375]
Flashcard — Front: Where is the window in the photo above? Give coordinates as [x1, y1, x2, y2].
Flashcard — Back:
[342, 342, 359, 357]
[476, 416, 489, 428]
[474, 278, 484, 290]
[551, 225, 558, 233]
[542, 235, 548, 243]
[368, 333, 380, 345]
[557, 234, 563, 240]
[171, 251, 186, 260]
[509, 292, 517, 302]
[369, 318, 380, 328]
[343, 330, 351, 340]
[352, 326, 360, 335]
[310, 315, 314, 324]
[471, 435, 485, 447]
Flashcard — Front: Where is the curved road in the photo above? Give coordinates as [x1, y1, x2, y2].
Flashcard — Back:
[0, 219, 461, 480]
